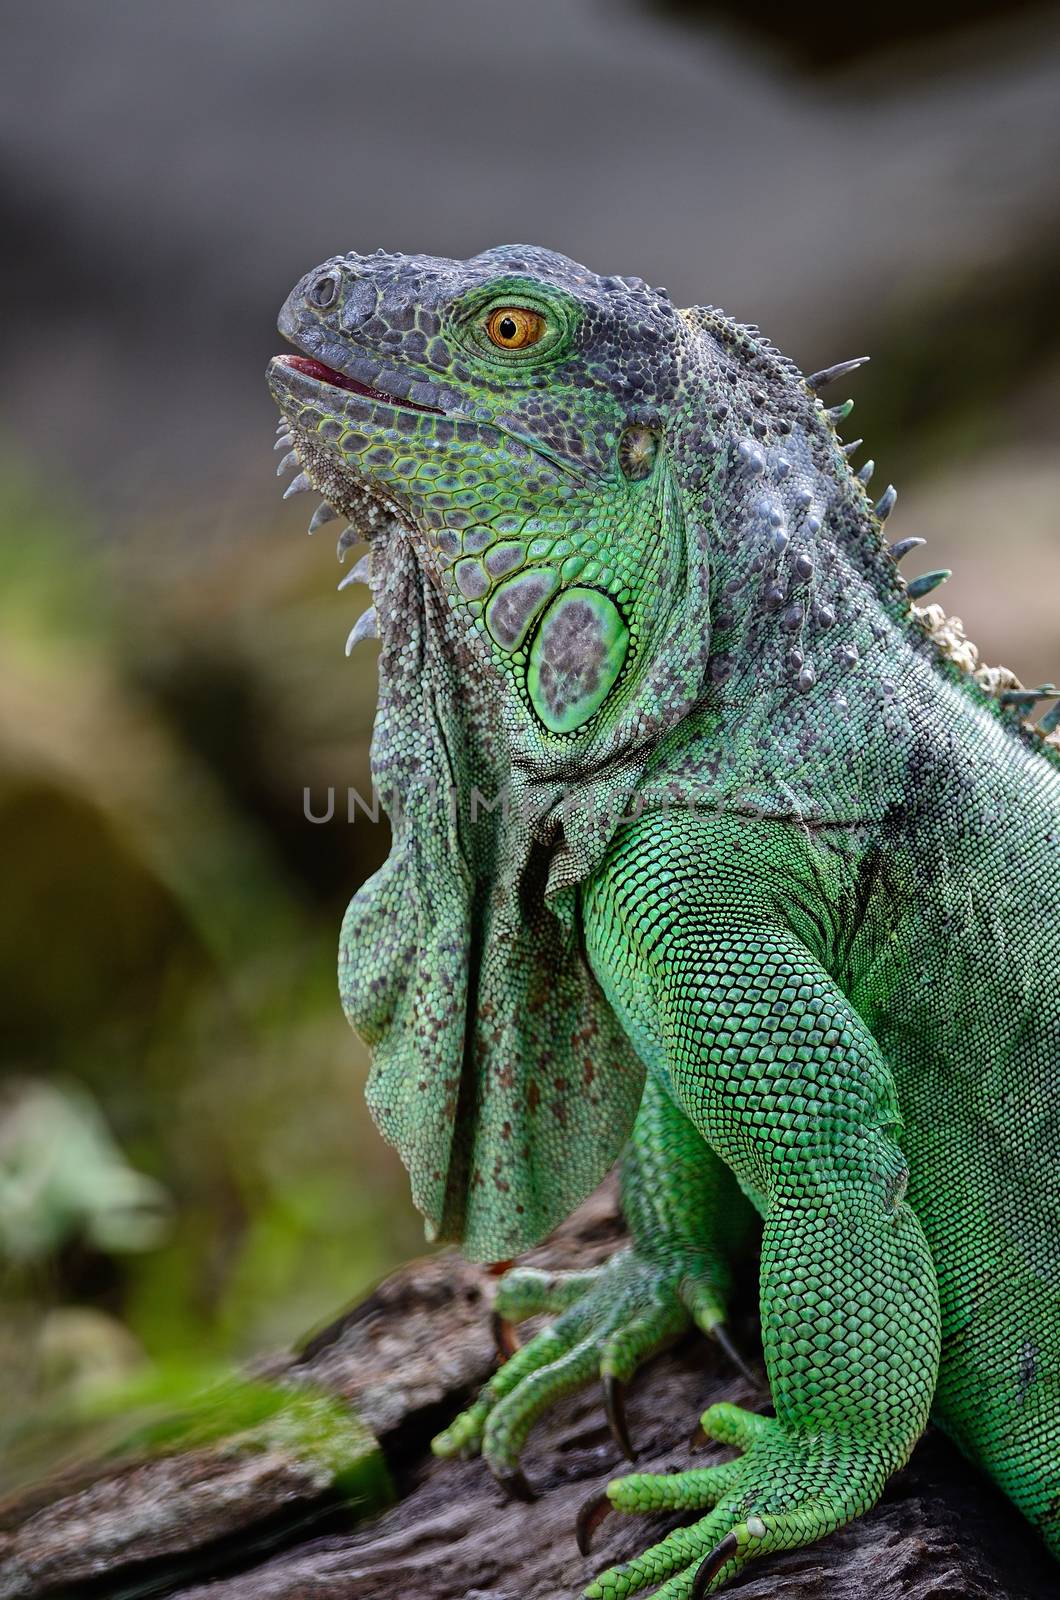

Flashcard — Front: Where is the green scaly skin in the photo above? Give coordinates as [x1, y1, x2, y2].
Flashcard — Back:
[432, 1074, 752, 1485]
[268, 245, 1060, 1594]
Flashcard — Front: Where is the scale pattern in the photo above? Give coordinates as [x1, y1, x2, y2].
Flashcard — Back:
[267, 243, 1060, 1592]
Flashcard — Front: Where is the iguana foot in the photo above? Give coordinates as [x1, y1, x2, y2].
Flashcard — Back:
[581, 1401, 889, 1597]
[431, 1248, 735, 1491]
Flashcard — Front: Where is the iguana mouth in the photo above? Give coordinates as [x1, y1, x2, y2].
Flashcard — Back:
[273, 353, 444, 415]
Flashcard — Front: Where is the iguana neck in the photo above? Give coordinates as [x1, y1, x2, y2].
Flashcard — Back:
[655, 425, 929, 824]
[711, 431, 907, 682]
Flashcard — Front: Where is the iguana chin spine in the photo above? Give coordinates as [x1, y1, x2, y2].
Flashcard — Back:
[268, 244, 1060, 1594]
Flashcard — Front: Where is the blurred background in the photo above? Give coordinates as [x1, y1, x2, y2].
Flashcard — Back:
[1, 0, 1058, 1489]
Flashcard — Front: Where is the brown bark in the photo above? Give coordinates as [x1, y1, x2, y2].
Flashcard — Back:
[0, 1181, 1054, 1600]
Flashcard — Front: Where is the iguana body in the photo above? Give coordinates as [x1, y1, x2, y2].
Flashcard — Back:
[268, 245, 1060, 1595]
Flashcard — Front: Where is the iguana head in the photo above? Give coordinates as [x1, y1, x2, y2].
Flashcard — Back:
[268, 245, 695, 745]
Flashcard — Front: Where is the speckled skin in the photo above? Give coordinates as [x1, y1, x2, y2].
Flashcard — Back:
[268, 245, 1060, 1595]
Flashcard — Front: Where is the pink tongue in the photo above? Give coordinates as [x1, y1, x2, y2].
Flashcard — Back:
[282, 353, 363, 392]
[278, 352, 442, 415]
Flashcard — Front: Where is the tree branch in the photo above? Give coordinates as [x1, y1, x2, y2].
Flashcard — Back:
[0, 1181, 1053, 1600]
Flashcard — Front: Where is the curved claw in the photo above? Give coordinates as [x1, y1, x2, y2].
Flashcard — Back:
[691, 1530, 740, 1599]
[575, 1489, 613, 1557]
[492, 1310, 521, 1361]
[710, 1322, 757, 1387]
[494, 1465, 537, 1503]
[602, 1372, 637, 1461]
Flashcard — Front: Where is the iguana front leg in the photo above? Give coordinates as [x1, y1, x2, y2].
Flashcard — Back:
[579, 812, 942, 1596]
[431, 1074, 757, 1493]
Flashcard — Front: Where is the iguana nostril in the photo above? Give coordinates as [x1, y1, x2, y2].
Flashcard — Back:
[307, 272, 339, 309]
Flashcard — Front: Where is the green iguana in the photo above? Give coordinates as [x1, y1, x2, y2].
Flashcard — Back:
[268, 245, 1060, 1597]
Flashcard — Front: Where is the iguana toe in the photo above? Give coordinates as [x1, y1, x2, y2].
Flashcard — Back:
[436, 1250, 730, 1483]
[690, 1533, 740, 1599]
[494, 1464, 536, 1503]
[576, 1490, 614, 1556]
[584, 1404, 886, 1595]
[492, 1309, 520, 1360]
[706, 1322, 757, 1387]
[602, 1372, 637, 1461]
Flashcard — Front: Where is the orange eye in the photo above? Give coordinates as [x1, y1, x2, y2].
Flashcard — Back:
[486, 306, 546, 350]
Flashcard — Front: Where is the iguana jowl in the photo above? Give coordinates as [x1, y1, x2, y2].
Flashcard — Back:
[268, 245, 1060, 1596]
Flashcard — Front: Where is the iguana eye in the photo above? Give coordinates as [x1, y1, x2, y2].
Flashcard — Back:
[486, 307, 546, 350]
